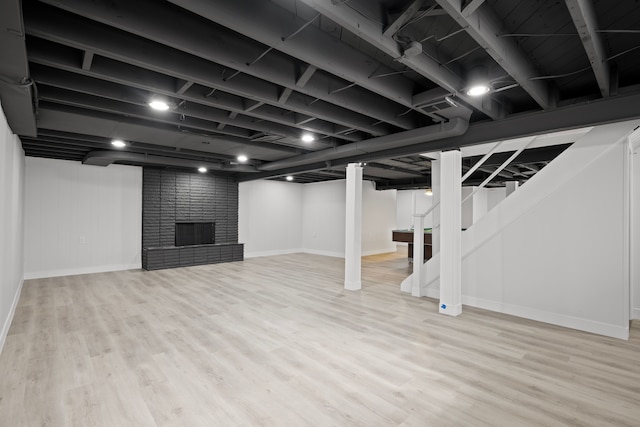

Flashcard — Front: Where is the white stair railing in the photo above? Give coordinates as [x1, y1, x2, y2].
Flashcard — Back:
[406, 138, 533, 296]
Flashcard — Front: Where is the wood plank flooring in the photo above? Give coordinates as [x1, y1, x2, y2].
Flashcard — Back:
[1, 251, 639, 426]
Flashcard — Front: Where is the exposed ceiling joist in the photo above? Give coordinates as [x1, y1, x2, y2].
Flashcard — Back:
[30, 48, 358, 142]
[40, 0, 419, 131]
[81, 51, 93, 70]
[25, 4, 393, 137]
[243, 90, 640, 180]
[30, 67, 339, 145]
[278, 87, 293, 104]
[36, 129, 263, 163]
[295, 64, 317, 88]
[38, 85, 326, 151]
[298, 0, 504, 120]
[435, 0, 553, 110]
[0, 0, 36, 136]
[477, 166, 512, 179]
[176, 79, 194, 95]
[383, 0, 425, 38]
[165, 0, 428, 121]
[366, 161, 426, 177]
[462, 0, 485, 17]
[243, 100, 264, 113]
[258, 118, 468, 171]
[9, 0, 640, 188]
[82, 150, 258, 171]
[565, 0, 610, 97]
[36, 104, 305, 159]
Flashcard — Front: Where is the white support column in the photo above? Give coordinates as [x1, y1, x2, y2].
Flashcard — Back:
[505, 181, 519, 196]
[439, 150, 462, 316]
[344, 163, 363, 291]
[431, 157, 441, 255]
[411, 214, 424, 297]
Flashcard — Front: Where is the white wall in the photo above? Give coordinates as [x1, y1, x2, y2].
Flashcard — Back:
[239, 178, 397, 259]
[301, 179, 396, 257]
[461, 187, 474, 229]
[0, 103, 25, 354]
[301, 179, 346, 256]
[239, 179, 303, 257]
[632, 136, 640, 319]
[397, 188, 492, 232]
[396, 190, 434, 230]
[486, 187, 506, 212]
[361, 181, 397, 256]
[421, 121, 638, 339]
[24, 158, 142, 279]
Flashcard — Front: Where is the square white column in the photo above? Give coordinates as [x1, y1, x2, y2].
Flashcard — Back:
[439, 150, 462, 316]
[344, 163, 363, 291]
[505, 181, 519, 196]
[431, 157, 440, 255]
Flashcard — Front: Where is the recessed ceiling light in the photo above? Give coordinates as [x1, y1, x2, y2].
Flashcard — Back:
[301, 133, 315, 143]
[286, 175, 294, 181]
[198, 167, 207, 173]
[149, 100, 170, 111]
[424, 188, 433, 196]
[237, 154, 248, 163]
[466, 85, 490, 97]
[111, 139, 126, 148]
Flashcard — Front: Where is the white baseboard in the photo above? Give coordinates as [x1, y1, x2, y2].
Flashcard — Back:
[463, 295, 629, 340]
[302, 249, 344, 258]
[632, 308, 640, 320]
[245, 247, 398, 259]
[244, 248, 304, 258]
[413, 287, 629, 339]
[362, 246, 398, 257]
[301, 247, 398, 259]
[24, 263, 141, 280]
[0, 279, 24, 355]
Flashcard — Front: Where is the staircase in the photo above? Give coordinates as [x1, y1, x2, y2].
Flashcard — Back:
[401, 120, 640, 339]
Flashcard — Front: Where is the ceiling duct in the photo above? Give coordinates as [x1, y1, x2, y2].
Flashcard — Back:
[83, 150, 259, 172]
[258, 118, 469, 171]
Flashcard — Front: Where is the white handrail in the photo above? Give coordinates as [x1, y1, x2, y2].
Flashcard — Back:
[461, 140, 505, 183]
[413, 201, 439, 219]
[406, 137, 534, 296]
[461, 138, 535, 205]
[414, 140, 504, 219]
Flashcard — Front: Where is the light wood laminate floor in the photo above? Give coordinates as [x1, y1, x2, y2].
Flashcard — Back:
[1, 252, 639, 426]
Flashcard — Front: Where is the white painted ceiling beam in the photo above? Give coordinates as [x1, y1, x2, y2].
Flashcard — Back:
[565, 0, 610, 97]
[435, 0, 553, 110]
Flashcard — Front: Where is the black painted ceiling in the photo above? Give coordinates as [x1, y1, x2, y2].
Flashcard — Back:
[1, 0, 639, 188]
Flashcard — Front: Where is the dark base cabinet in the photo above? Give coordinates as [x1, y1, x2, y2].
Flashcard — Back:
[391, 230, 433, 262]
[143, 243, 244, 270]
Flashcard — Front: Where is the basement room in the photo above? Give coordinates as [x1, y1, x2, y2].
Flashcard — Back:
[1, 0, 639, 425]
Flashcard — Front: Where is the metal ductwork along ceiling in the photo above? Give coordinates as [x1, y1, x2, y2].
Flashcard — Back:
[258, 117, 468, 171]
